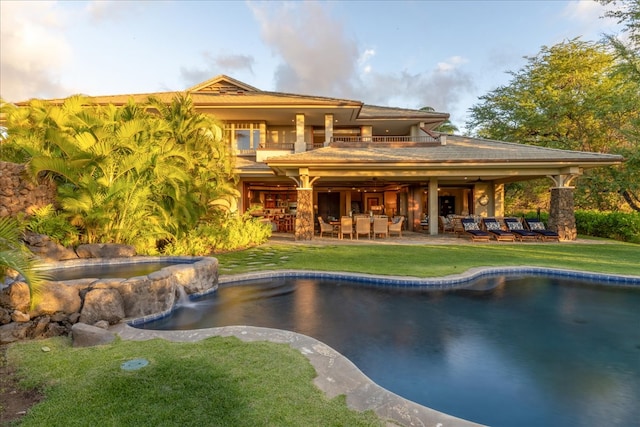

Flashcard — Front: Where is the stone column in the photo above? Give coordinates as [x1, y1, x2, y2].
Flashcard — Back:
[295, 188, 314, 241]
[548, 187, 577, 240]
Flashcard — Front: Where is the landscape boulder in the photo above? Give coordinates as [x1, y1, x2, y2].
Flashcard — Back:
[80, 288, 125, 325]
[22, 232, 78, 262]
[0, 281, 31, 312]
[30, 282, 81, 317]
[71, 322, 116, 347]
[76, 243, 136, 259]
[0, 322, 31, 344]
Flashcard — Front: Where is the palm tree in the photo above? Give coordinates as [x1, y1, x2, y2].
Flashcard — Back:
[420, 106, 459, 134]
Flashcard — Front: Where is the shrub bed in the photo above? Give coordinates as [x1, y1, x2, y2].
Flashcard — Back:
[574, 210, 640, 244]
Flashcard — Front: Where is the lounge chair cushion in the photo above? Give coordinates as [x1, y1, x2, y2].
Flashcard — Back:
[528, 221, 545, 231]
[463, 221, 480, 231]
[485, 221, 501, 231]
[508, 221, 524, 230]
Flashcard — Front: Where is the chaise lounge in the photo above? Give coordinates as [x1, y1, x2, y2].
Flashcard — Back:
[525, 218, 560, 242]
[482, 218, 516, 242]
[504, 218, 539, 241]
[461, 218, 491, 242]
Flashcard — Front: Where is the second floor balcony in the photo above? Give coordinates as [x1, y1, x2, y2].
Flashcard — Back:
[237, 134, 443, 156]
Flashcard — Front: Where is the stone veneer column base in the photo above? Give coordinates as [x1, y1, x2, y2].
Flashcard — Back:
[548, 187, 577, 241]
[295, 188, 314, 240]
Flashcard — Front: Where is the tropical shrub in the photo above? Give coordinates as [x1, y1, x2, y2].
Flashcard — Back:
[25, 204, 80, 247]
[162, 213, 271, 255]
[0, 94, 265, 254]
[575, 210, 640, 244]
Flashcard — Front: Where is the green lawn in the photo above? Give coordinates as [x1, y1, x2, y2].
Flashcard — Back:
[216, 241, 640, 277]
[7, 337, 382, 427]
[6, 240, 639, 426]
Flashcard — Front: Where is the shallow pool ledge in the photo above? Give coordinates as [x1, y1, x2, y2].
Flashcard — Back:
[110, 323, 484, 427]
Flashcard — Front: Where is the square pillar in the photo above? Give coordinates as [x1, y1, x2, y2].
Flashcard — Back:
[324, 114, 333, 147]
[295, 114, 306, 153]
[428, 179, 439, 235]
[361, 125, 373, 142]
[494, 183, 504, 217]
[295, 188, 314, 240]
[548, 187, 577, 240]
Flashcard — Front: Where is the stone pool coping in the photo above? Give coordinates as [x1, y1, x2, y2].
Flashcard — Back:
[217, 266, 640, 288]
[116, 266, 639, 427]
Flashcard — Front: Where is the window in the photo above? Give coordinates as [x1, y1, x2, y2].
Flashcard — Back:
[225, 123, 262, 153]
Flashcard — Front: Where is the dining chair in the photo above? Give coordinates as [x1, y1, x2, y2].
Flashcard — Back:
[355, 216, 371, 240]
[372, 217, 388, 239]
[340, 216, 353, 240]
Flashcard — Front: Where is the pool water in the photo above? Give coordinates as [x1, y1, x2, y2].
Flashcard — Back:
[139, 276, 640, 427]
[48, 262, 189, 281]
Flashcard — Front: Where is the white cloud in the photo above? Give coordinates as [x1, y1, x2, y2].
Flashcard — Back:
[0, 1, 72, 101]
[85, 0, 142, 23]
[358, 48, 376, 74]
[358, 62, 475, 115]
[247, 0, 475, 117]
[436, 56, 468, 72]
[249, 1, 359, 97]
[180, 52, 256, 87]
[563, 0, 604, 23]
[562, 0, 621, 35]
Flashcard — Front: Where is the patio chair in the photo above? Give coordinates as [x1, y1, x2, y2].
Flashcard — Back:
[482, 218, 516, 242]
[318, 216, 336, 238]
[340, 216, 353, 240]
[525, 218, 560, 242]
[451, 217, 466, 237]
[461, 218, 491, 242]
[389, 216, 404, 237]
[439, 216, 454, 234]
[504, 218, 539, 242]
[355, 216, 371, 240]
[372, 216, 388, 239]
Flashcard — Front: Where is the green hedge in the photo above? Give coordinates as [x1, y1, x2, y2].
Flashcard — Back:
[574, 210, 640, 244]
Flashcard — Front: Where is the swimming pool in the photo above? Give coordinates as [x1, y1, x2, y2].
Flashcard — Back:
[138, 274, 640, 427]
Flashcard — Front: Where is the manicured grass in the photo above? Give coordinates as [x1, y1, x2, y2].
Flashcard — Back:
[7, 337, 382, 427]
[216, 241, 640, 277]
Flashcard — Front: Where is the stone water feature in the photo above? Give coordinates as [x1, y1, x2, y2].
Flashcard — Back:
[0, 256, 219, 344]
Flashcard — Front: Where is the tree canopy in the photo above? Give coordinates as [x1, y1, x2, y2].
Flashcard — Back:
[466, 37, 640, 211]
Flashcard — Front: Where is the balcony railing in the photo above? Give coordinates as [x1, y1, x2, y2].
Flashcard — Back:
[330, 135, 442, 144]
[262, 142, 295, 151]
[237, 134, 443, 156]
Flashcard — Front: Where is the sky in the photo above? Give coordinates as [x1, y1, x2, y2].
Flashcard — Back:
[0, 0, 624, 132]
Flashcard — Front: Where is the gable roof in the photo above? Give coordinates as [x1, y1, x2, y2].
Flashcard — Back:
[187, 75, 260, 93]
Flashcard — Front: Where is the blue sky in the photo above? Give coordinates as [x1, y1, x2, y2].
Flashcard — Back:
[0, 1, 623, 131]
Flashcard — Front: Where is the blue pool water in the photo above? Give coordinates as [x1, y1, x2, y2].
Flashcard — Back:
[138, 276, 640, 427]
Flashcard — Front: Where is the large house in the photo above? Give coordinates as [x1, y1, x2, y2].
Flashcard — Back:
[16, 75, 625, 240]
